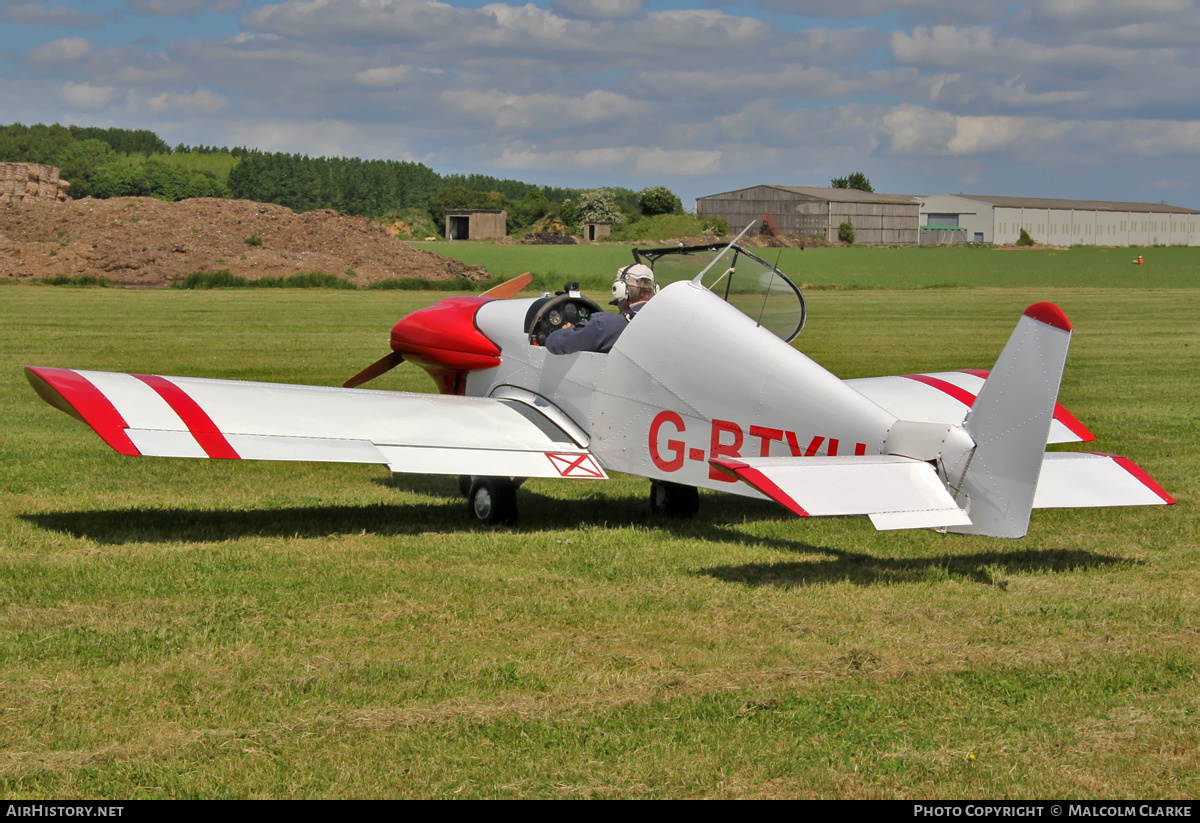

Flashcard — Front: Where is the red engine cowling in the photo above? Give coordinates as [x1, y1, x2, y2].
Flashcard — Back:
[389, 296, 500, 394]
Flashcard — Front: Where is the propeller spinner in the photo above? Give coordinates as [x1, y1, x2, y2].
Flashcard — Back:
[343, 272, 532, 389]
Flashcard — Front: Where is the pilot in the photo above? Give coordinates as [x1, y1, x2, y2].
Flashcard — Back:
[545, 264, 658, 355]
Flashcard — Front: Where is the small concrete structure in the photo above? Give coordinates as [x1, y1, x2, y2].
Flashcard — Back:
[583, 222, 611, 241]
[445, 209, 507, 240]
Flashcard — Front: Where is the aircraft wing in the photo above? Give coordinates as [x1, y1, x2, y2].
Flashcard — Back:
[709, 455, 972, 531]
[846, 369, 1094, 444]
[25, 367, 607, 480]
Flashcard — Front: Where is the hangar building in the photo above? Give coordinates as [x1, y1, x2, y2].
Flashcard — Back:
[696, 185, 920, 244]
[919, 194, 1200, 246]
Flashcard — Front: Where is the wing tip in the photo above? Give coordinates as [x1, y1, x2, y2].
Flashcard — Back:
[25, 366, 142, 456]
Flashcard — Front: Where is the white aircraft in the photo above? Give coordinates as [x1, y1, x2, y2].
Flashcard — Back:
[25, 234, 1173, 536]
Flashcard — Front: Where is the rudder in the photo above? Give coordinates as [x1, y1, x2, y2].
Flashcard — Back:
[948, 303, 1073, 537]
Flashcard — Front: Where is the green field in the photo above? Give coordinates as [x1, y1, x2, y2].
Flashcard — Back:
[2, 250, 1198, 798]
[415, 241, 1200, 290]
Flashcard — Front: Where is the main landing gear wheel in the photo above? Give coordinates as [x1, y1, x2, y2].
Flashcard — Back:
[468, 476, 518, 525]
[649, 480, 699, 519]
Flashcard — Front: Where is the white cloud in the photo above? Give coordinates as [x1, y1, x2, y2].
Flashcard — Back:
[111, 62, 188, 85]
[1031, 0, 1191, 27]
[0, 3, 107, 28]
[242, 0, 469, 42]
[126, 0, 244, 15]
[1117, 120, 1200, 156]
[1145, 177, 1187, 191]
[355, 66, 409, 86]
[132, 87, 230, 114]
[497, 144, 723, 175]
[244, 0, 770, 62]
[224, 118, 375, 157]
[753, 0, 1010, 25]
[879, 104, 1200, 160]
[27, 37, 92, 63]
[550, 0, 642, 19]
[991, 76, 1089, 107]
[57, 81, 117, 109]
[442, 88, 653, 131]
[890, 25, 1127, 72]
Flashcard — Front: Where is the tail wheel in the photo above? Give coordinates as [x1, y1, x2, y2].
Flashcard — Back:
[650, 480, 699, 519]
[468, 477, 518, 526]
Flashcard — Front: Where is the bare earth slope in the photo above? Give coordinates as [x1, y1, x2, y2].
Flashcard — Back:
[0, 197, 488, 286]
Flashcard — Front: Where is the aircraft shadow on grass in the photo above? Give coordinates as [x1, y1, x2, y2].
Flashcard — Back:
[699, 546, 1129, 589]
[22, 473, 1127, 589]
[21, 474, 784, 543]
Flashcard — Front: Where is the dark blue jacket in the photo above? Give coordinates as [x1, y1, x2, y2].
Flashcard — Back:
[545, 304, 644, 354]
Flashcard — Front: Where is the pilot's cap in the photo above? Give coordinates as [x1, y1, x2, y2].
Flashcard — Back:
[611, 263, 657, 304]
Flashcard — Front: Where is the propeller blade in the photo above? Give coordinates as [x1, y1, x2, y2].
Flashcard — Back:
[344, 351, 405, 389]
[479, 272, 533, 299]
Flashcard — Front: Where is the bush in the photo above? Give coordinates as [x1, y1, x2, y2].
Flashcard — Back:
[174, 271, 246, 289]
[173, 271, 359, 289]
[244, 235, 263, 246]
[637, 186, 683, 217]
[576, 189, 625, 225]
[35, 274, 109, 287]
[838, 221, 856, 244]
[1016, 228, 1036, 246]
[381, 208, 440, 240]
[608, 213, 715, 242]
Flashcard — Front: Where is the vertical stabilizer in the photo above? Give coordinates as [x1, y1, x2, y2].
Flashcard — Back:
[949, 303, 1073, 537]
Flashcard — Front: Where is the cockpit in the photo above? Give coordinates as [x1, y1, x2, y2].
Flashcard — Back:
[524, 240, 806, 348]
[633, 242, 806, 343]
[525, 284, 605, 347]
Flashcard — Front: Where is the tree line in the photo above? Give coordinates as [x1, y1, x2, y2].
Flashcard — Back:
[0, 122, 688, 235]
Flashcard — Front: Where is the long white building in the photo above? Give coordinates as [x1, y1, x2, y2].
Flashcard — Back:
[919, 194, 1200, 246]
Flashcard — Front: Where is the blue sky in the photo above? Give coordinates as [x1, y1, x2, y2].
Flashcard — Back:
[3, 0, 1199, 209]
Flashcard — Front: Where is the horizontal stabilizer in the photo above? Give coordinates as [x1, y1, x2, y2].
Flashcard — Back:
[25, 367, 607, 480]
[847, 369, 1093, 444]
[709, 455, 971, 530]
[1034, 452, 1175, 508]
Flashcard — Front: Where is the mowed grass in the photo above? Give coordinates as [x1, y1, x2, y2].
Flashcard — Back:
[416, 241, 1200, 290]
[1, 274, 1198, 798]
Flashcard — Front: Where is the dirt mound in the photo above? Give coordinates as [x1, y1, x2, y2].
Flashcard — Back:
[0, 197, 488, 287]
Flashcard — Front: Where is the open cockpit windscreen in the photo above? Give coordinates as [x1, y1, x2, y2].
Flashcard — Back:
[632, 243, 807, 343]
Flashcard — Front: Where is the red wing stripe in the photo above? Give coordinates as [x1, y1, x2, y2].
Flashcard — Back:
[708, 459, 809, 518]
[25, 367, 141, 456]
[1049, 403, 1094, 441]
[921, 371, 1096, 442]
[132, 374, 240, 460]
[902, 374, 977, 407]
[1086, 452, 1176, 505]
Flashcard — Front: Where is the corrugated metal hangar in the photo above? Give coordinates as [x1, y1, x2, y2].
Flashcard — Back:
[919, 194, 1200, 246]
[696, 185, 1200, 246]
[696, 185, 920, 244]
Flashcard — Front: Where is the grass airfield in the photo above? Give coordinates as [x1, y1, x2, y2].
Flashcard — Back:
[1, 245, 1197, 798]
